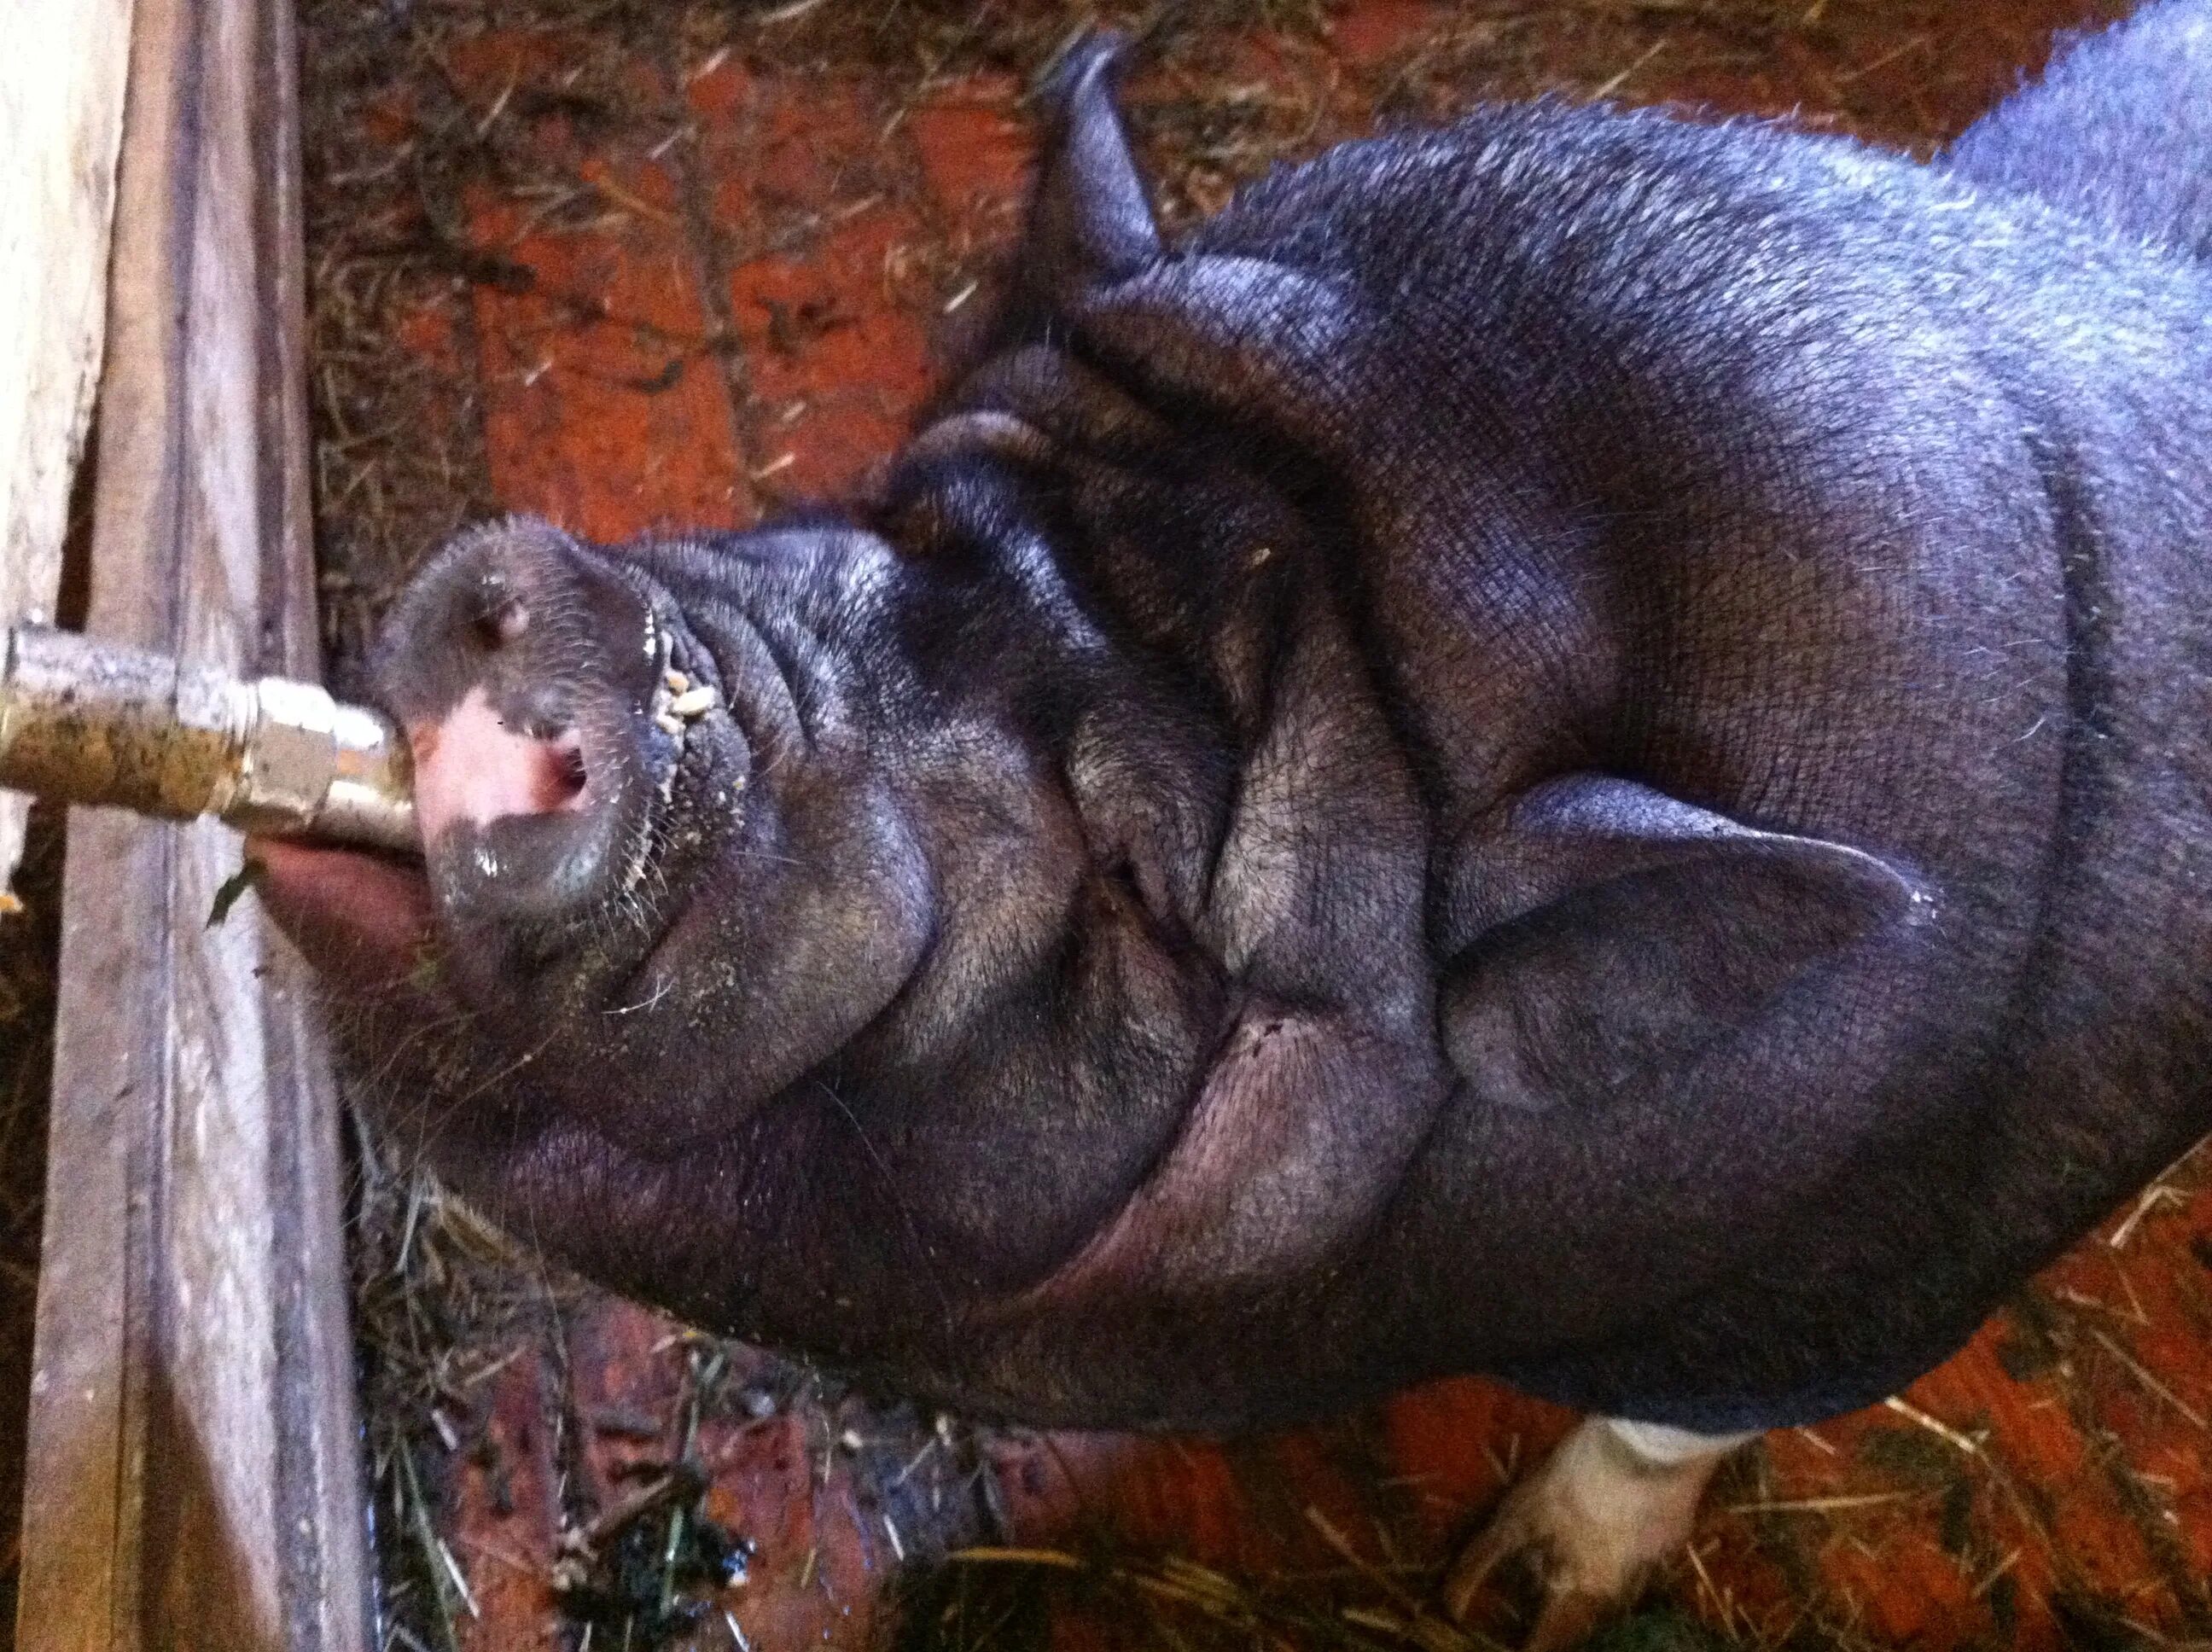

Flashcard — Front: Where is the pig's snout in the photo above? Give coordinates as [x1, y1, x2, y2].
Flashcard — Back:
[378, 521, 684, 936]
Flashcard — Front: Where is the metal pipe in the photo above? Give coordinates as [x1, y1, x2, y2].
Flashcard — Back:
[0, 624, 415, 852]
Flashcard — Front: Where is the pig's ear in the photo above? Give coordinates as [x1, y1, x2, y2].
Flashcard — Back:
[1439, 775, 1936, 1112]
[1020, 33, 1161, 304]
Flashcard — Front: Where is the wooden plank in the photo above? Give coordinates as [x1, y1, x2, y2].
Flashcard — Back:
[255, 0, 376, 1640]
[0, 0, 137, 887]
[15, 0, 373, 1646]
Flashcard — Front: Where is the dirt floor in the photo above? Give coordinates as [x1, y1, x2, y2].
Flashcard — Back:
[267, 0, 2212, 1649]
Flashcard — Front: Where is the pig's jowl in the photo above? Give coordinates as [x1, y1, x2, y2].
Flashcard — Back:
[261, 2, 2212, 1636]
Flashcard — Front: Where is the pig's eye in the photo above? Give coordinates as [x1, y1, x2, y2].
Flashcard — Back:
[473, 594, 530, 649]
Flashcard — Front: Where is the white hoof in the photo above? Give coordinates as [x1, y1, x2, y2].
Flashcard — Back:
[1442, 1417, 1749, 1650]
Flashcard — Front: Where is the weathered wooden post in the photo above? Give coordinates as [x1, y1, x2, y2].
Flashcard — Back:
[10, 0, 375, 1645]
[0, 0, 133, 888]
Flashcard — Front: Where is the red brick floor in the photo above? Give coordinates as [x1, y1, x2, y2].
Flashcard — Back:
[311, 3, 2212, 1646]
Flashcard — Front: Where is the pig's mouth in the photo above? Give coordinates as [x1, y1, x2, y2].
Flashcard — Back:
[375, 520, 745, 990]
[412, 689, 645, 934]
[412, 694, 590, 845]
[411, 652, 716, 922]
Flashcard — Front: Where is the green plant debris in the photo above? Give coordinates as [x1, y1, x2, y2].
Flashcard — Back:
[207, 856, 266, 928]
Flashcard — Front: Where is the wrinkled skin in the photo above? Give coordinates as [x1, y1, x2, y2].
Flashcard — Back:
[271, 0, 2212, 1499]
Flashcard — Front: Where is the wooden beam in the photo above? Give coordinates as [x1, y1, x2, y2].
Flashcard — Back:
[15, 0, 373, 1646]
[0, 0, 136, 887]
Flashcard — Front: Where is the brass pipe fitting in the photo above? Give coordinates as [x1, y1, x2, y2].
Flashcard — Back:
[0, 625, 415, 852]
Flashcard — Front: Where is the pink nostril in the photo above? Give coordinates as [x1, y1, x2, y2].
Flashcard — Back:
[412, 687, 591, 846]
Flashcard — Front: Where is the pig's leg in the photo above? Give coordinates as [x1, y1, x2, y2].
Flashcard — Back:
[1443, 1416, 1753, 1649]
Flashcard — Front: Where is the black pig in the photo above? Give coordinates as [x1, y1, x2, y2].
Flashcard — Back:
[264, 3, 2212, 1640]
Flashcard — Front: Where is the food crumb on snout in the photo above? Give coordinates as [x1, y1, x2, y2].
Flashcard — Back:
[646, 641, 720, 741]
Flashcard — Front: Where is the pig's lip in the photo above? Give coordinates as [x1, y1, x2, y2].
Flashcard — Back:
[251, 835, 438, 995]
[597, 689, 742, 978]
